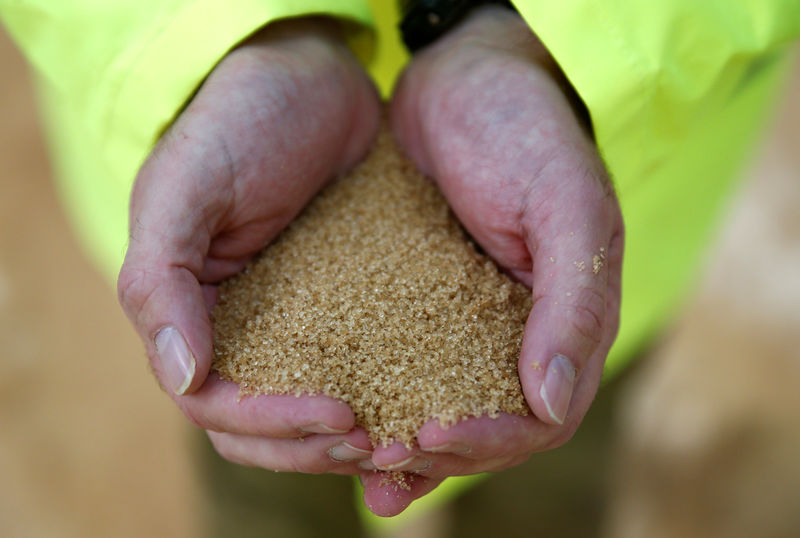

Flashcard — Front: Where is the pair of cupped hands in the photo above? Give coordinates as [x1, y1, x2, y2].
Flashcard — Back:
[118, 7, 623, 516]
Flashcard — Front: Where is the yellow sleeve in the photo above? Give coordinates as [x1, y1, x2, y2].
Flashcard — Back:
[0, 0, 374, 280]
[511, 0, 800, 375]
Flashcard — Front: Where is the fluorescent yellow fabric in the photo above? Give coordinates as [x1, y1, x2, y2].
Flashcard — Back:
[511, 0, 800, 376]
[2, 0, 798, 534]
[1, 0, 373, 284]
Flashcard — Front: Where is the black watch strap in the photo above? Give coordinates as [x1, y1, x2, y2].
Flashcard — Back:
[399, 0, 515, 53]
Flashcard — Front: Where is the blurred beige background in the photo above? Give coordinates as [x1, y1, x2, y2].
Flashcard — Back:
[0, 30, 197, 537]
[605, 50, 800, 538]
[1, 24, 798, 537]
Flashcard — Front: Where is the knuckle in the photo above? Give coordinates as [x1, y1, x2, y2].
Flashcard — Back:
[465, 438, 515, 462]
[542, 425, 578, 452]
[181, 404, 211, 431]
[565, 288, 605, 348]
[208, 434, 245, 466]
[300, 454, 332, 475]
[568, 304, 603, 346]
[117, 265, 165, 340]
[285, 451, 317, 474]
[116, 265, 147, 313]
[487, 454, 528, 473]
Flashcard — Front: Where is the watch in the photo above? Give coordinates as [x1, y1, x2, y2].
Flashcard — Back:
[399, 0, 516, 53]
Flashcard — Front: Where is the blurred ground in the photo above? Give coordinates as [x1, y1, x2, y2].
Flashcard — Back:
[0, 25, 798, 538]
[0, 30, 197, 537]
[605, 52, 800, 537]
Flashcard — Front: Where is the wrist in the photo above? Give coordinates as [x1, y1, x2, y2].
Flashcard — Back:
[424, 5, 593, 137]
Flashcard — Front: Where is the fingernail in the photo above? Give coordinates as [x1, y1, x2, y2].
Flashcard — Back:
[377, 456, 431, 473]
[539, 354, 576, 424]
[155, 326, 196, 395]
[299, 423, 350, 435]
[358, 459, 376, 471]
[328, 442, 372, 462]
[425, 442, 472, 455]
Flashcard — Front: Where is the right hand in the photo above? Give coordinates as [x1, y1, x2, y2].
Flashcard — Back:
[117, 17, 381, 475]
[361, 6, 624, 516]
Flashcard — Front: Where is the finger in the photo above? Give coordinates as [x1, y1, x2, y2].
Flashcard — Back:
[369, 439, 522, 479]
[370, 441, 431, 473]
[201, 284, 219, 313]
[518, 183, 623, 425]
[416, 413, 556, 459]
[207, 427, 372, 475]
[175, 372, 357, 437]
[549, 249, 622, 434]
[117, 137, 226, 395]
[410, 453, 527, 479]
[360, 472, 444, 517]
[198, 255, 253, 283]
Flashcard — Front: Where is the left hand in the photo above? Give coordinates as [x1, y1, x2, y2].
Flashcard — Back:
[116, 17, 382, 477]
[360, 6, 624, 516]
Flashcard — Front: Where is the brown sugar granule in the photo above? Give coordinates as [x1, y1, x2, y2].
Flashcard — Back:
[592, 255, 603, 274]
[593, 247, 607, 274]
[379, 471, 414, 492]
[212, 126, 532, 447]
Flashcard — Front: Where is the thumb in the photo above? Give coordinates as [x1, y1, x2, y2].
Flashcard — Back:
[117, 149, 220, 396]
[517, 167, 623, 426]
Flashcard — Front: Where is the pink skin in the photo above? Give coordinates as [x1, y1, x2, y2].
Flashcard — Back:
[118, 8, 623, 518]
[117, 18, 381, 479]
[359, 7, 624, 515]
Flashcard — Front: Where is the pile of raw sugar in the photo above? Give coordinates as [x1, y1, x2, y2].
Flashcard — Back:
[212, 126, 532, 447]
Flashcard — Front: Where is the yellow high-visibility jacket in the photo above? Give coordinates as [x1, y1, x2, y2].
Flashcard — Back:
[2, 0, 798, 532]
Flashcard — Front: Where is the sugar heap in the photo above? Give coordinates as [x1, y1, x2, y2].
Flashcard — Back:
[212, 126, 532, 447]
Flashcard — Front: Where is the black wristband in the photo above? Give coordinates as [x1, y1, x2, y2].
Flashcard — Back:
[399, 0, 515, 53]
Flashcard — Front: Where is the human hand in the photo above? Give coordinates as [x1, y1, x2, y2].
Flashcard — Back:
[117, 18, 381, 475]
[360, 6, 624, 515]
